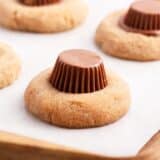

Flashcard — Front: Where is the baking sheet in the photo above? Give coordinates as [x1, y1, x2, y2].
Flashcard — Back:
[0, 0, 159, 157]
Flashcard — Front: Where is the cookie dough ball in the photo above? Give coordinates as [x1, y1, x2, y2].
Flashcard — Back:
[0, 0, 88, 33]
[25, 49, 130, 128]
[0, 43, 21, 89]
[95, 0, 160, 61]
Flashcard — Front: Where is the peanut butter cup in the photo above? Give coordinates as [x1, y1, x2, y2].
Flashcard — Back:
[50, 49, 108, 93]
[20, 0, 60, 6]
[120, 0, 160, 36]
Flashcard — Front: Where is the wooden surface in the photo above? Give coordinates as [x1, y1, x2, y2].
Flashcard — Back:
[0, 130, 159, 160]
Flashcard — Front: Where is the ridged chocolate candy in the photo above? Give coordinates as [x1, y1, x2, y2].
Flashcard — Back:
[20, 0, 60, 6]
[120, 0, 160, 36]
[50, 49, 108, 93]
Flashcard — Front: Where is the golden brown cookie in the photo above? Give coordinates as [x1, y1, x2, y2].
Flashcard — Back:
[25, 49, 130, 128]
[95, 0, 160, 61]
[0, 0, 88, 33]
[0, 43, 21, 89]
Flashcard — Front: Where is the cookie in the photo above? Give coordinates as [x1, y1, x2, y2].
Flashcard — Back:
[0, 43, 21, 89]
[25, 49, 130, 128]
[0, 0, 88, 33]
[95, 0, 160, 61]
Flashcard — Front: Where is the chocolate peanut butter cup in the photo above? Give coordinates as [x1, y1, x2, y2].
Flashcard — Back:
[20, 0, 60, 6]
[120, 0, 160, 36]
[50, 49, 108, 93]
